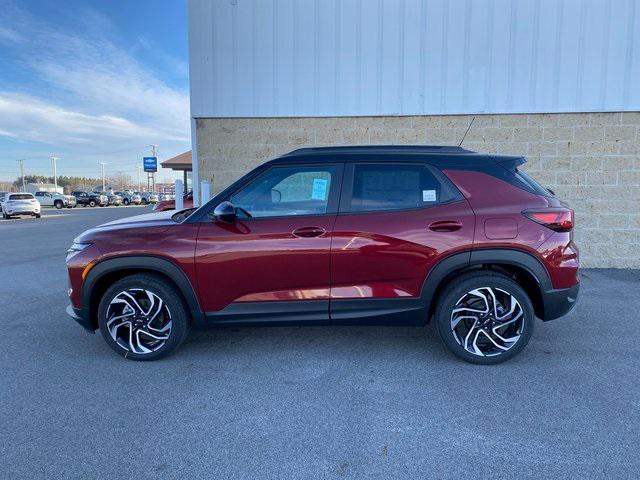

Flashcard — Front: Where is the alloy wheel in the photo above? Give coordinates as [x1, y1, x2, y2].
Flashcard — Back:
[106, 288, 172, 354]
[450, 287, 524, 357]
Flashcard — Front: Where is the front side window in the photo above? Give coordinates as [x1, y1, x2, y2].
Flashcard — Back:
[231, 165, 337, 218]
[348, 163, 459, 213]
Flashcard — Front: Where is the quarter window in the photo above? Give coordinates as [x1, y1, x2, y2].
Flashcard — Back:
[348, 164, 459, 212]
[231, 165, 337, 218]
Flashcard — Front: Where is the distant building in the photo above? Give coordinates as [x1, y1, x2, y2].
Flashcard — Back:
[26, 183, 63, 195]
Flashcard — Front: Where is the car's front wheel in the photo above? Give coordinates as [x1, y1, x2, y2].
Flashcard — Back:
[435, 272, 534, 365]
[97, 274, 190, 360]
[89, 200, 96, 207]
[54, 200, 63, 209]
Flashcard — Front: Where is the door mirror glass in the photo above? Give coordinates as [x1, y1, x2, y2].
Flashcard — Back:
[213, 201, 236, 223]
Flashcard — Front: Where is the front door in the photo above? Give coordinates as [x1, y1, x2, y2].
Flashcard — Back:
[195, 163, 343, 323]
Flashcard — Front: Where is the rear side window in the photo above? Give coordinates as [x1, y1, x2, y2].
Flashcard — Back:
[346, 164, 461, 213]
[514, 169, 552, 196]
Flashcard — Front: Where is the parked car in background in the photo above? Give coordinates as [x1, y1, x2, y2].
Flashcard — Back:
[137, 191, 159, 205]
[34, 191, 76, 209]
[66, 146, 579, 363]
[103, 192, 123, 206]
[153, 191, 193, 212]
[1, 192, 41, 219]
[115, 191, 141, 206]
[71, 191, 108, 207]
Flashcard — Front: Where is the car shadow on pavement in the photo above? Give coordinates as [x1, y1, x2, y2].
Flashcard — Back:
[179, 323, 450, 362]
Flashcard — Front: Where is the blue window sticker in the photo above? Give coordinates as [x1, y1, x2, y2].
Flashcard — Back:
[311, 178, 329, 200]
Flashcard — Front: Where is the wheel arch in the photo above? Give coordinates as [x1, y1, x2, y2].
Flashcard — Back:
[82, 255, 204, 330]
[421, 248, 552, 321]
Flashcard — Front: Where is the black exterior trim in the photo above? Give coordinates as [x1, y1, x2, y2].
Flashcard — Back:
[81, 255, 205, 329]
[541, 283, 579, 321]
[66, 304, 95, 333]
[205, 300, 330, 326]
[469, 248, 552, 291]
[330, 298, 425, 325]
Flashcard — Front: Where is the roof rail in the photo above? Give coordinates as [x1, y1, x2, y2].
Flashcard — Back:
[285, 145, 475, 156]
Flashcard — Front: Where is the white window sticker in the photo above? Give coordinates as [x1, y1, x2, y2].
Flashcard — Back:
[422, 189, 437, 202]
[311, 178, 329, 200]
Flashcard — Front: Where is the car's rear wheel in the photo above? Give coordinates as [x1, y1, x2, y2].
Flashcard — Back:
[89, 200, 96, 207]
[97, 274, 190, 360]
[435, 272, 534, 365]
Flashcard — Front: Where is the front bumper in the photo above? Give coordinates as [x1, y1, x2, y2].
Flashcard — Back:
[66, 304, 95, 332]
[541, 282, 579, 321]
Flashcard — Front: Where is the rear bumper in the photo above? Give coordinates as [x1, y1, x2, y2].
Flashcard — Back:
[540, 282, 579, 321]
[66, 304, 95, 332]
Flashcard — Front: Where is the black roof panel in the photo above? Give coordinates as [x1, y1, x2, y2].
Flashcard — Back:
[269, 145, 518, 169]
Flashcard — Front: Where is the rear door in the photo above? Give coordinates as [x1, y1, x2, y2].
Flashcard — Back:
[195, 163, 343, 322]
[330, 161, 475, 322]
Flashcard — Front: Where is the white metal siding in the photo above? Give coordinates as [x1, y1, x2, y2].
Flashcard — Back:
[188, 0, 640, 118]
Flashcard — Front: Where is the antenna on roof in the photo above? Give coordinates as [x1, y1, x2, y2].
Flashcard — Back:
[458, 116, 476, 147]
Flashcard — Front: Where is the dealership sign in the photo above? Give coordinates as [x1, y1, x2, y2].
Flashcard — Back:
[143, 156, 157, 172]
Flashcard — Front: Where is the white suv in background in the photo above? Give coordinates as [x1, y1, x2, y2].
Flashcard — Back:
[1, 193, 41, 219]
[34, 191, 76, 209]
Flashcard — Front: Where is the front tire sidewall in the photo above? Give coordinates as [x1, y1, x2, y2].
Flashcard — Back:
[97, 275, 189, 361]
[435, 273, 535, 365]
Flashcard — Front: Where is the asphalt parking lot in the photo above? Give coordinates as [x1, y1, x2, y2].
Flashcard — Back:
[1, 206, 639, 479]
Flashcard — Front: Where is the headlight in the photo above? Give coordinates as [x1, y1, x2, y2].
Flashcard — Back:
[67, 241, 92, 255]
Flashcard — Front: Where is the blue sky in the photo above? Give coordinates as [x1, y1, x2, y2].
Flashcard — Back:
[0, 0, 190, 182]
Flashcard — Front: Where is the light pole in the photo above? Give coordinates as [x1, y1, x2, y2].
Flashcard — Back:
[50, 155, 60, 192]
[148, 144, 158, 192]
[17, 159, 26, 191]
[137, 165, 142, 192]
[99, 162, 108, 192]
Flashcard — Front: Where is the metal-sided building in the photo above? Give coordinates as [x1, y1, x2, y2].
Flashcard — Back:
[187, 0, 639, 268]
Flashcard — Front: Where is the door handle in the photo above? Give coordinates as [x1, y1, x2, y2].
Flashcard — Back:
[292, 226, 326, 238]
[428, 220, 463, 232]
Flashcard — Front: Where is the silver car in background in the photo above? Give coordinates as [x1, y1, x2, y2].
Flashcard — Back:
[115, 191, 141, 206]
[1, 192, 41, 219]
[136, 191, 159, 205]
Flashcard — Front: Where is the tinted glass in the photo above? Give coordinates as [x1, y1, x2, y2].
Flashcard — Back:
[10, 194, 34, 200]
[231, 165, 336, 218]
[515, 169, 552, 196]
[349, 164, 454, 212]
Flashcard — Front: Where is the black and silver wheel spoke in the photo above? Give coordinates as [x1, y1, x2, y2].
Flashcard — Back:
[106, 288, 172, 355]
[450, 287, 524, 357]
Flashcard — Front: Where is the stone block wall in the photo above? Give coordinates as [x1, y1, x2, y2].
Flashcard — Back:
[196, 112, 640, 268]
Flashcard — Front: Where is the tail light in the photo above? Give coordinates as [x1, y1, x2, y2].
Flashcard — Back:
[522, 208, 573, 232]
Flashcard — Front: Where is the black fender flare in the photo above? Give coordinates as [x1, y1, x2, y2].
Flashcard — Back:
[420, 248, 552, 315]
[82, 255, 205, 329]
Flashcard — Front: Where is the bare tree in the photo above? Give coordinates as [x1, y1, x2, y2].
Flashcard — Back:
[108, 172, 134, 191]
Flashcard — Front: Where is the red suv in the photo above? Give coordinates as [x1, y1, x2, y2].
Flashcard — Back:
[66, 146, 579, 364]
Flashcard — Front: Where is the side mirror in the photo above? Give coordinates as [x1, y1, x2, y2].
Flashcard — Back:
[213, 201, 236, 223]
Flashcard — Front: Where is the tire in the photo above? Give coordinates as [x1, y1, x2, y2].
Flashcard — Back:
[54, 200, 63, 209]
[434, 272, 535, 365]
[123, 198, 130, 206]
[2, 211, 9, 219]
[89, 200, 96, 207]
[35, 213, 41, 218]
[97, 274, 190, 361]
